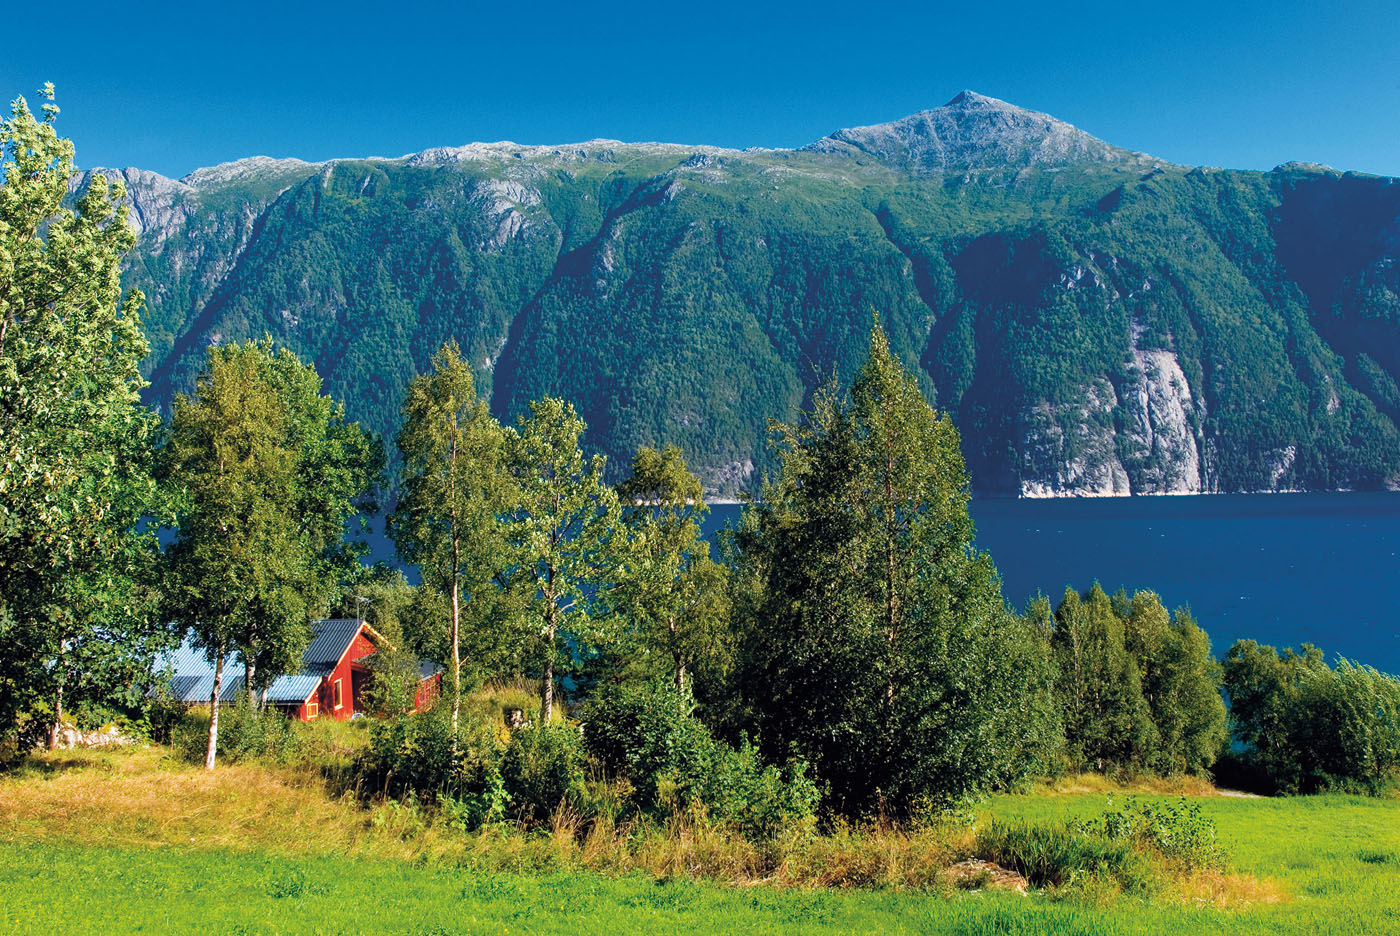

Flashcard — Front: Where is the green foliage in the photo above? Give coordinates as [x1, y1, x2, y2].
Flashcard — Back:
[500, 722, 589, 824]
[1051, 585, 1156, 772]
[175, 703, 303, 766]
[977, 796, 1223, 895]
[699, 738, 820, 842]
[1082, 797, 1227, 872]
[361, 706, 506, 810]
[615, 445, 733, 697]
[0, 86, 172, 750]
[975, 820, 1154, 892]
[1223, 641, 1400, 793]
[734, 325, 1061, 817]
[160, 338, 381, 764]
[581, 677, 714, 806]
[503, 397, 632, 720]
[1050, 586, 1227, 776]
[1123, 595, 1229, 775]
[390, 342, 516, 729]
[580, 676, 817, 839]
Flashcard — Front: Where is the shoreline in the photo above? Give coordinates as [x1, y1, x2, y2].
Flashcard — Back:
[705, 488, 1397, 506]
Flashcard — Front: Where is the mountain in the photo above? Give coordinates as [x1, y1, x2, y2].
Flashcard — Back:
[803, 90, 1146, 172]
[76, 92, 1400, 497]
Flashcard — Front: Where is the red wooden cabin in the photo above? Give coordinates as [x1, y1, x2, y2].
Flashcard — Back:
[163, 618, 442, 720]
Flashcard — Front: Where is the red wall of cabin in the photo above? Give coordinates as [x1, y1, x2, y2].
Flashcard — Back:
[415, 673, 442, 712]
[285, 628, 439, 721]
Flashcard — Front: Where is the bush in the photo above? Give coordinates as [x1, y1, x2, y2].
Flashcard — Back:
[582, 678, 715, 806]
[977, 796, 1225, 897]
[500, 722, 588, 824]
[699, 738, 819, 841]
[583, 678, 816, 839]
[1080, 797, 1226, 871]
[975, 820, 1154, 893]
[360, 706, 506, 808]
[176, 703, 304, 765]
[1224, 642, 1400, 794]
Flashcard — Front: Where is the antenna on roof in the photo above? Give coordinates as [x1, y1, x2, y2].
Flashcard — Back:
[353, 594, 370, 622]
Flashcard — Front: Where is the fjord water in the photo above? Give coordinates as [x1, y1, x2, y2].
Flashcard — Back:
[703, 494, 1400, 674]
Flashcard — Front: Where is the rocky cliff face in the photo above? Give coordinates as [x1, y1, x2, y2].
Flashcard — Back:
[805, 91, 1149, 173]
[78, 93, 1400, 497]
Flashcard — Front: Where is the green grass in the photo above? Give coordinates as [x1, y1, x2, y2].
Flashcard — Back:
[2, 749, 1397, 934]
[0, 842, 1268, 936]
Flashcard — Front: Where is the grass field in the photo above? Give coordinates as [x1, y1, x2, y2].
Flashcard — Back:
[1, 748, 1397, 935]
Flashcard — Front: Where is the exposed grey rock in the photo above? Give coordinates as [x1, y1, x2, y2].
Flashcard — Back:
[708, 457, 755, 496]
[1019, 380, 1131, 497]
[181, 155, 321, 189]
[804, 91, 1152, 173]
[1120, 347, 1204, 494]
[71, 167, 192, 247]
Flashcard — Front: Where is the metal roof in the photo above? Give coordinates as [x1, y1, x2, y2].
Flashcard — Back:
[156, 618, 370, 705]
[162, 637, 247, 704]
[303, 619, 368, 667]
[264, 673, 325, 703]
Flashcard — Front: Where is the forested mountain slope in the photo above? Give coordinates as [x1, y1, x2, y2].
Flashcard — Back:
[79, 91, 1400, 495]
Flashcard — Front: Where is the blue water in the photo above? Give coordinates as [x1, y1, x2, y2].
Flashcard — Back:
[356, 493, 1400, 673]
[700, 494, 1400, 674]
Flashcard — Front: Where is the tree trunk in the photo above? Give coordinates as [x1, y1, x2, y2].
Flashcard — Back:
[245, 659, 258, 709]
[541, 602, 556, 724]
[542, 638, 555, 724]
[448, 430, 462, 755]
[450, 567, 461, 755]
[541, 575, 557, 723]
[670, 618, 686, 695]
[47, 679, 64, 751]
[206, 650, 224, 770]
[884, 442, 898, 706]
[47, 639, 69, 750]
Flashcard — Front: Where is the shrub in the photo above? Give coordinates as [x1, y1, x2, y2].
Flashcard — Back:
[582, 678, 715, 806]
[1224, 641, 1400, 793]
[1081, 797, 1227, 871]
[977, 796, 1226, 897]
[500, 722, 588, 824]
[975, 820, 1155, 893]
[360, 706, 506, 809]
[176, 703, 303, 765]
[699, 738, 819, 841]
[582, 678, 817, 839]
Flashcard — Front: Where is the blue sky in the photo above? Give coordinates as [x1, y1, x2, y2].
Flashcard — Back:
[6, 0, 1397, 179]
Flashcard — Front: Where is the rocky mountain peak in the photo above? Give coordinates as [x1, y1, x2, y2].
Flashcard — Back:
[180, 156, 322, 189]
[944, 89, 1000, 108]
[803, 91, 1150, 173]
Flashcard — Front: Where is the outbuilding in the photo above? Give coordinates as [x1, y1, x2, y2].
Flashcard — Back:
[162, 618, 441, 720]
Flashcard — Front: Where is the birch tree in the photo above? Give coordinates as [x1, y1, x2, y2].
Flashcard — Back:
[735, 323, 1059, 816]
[162, 340, 378, 768]
[504, 398, 629, 722]
[617, 445, 730, 695]
[389, 343, 510, 744]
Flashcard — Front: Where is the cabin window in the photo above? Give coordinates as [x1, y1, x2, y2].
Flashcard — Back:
[306, 700, 318, 719]
[333, 678, 343, 711]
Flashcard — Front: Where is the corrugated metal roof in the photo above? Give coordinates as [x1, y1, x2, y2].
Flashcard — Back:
[264, 674, 325, 703]
[156, 618, 369, 706]
[159, 637, 247, 704]
[303, 619, 366, 666]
